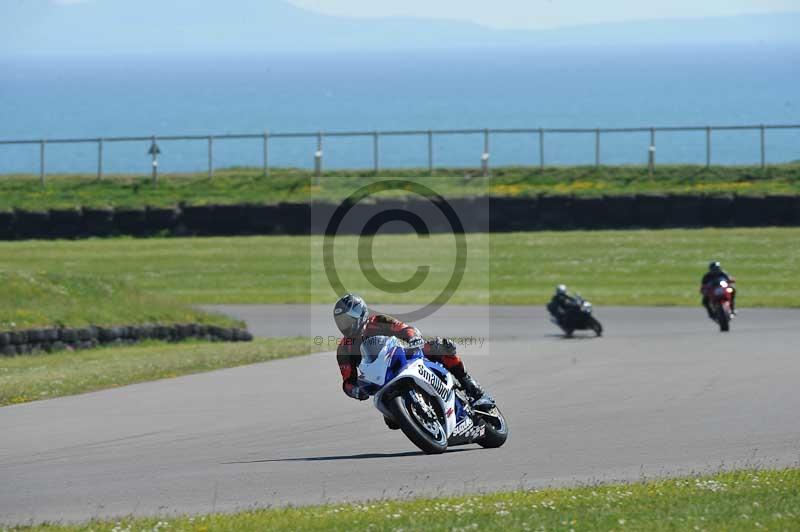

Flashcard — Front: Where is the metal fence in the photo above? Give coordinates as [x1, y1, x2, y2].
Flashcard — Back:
[1, 123, 798, 184]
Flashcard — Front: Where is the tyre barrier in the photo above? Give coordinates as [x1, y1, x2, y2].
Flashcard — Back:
[274, 203, 311, 235]
[82, 207, 115, 236]
[601, 195, 637, 227]
[213, 204, 250, 236]
[114, 208, 148, 237]
[764, 195, 800, 225]
[0, 195, 798, 240]
[49, 208, 84, 239]
[732, 196, 767, 227]
[0, 211, 14, 239]
[451, 196, 491, 233]
[537, 195, 574, 228]
[702, 195, 735, 227]
[571, 197, 606, 228]
[145, 206, 180, 235]
[180, 205, 221, 236]
[14, 210, 51, 239]
[0, 323, 253, 357]
[634, 194, 670, 228]
[668, 195, 705, 227]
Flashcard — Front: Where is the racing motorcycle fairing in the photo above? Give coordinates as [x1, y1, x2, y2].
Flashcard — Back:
[357, 336, 478, 443]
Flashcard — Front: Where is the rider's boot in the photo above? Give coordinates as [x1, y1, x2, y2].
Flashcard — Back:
[461, 373, 494, 406]
[384, 416, 400, 430]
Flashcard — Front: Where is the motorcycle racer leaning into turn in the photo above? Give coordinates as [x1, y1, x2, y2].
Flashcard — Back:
[547, 284, 579, 319]
[334, 294, 493, 426]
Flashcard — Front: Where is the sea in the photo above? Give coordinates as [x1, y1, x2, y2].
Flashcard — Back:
[1, 44, 799, 174]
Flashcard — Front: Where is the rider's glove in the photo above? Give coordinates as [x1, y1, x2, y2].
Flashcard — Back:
[346, 384, 370, 401]
[440, 338, 457, 355]
[407, 335, 426, 350]
[428, 336, 457, 355]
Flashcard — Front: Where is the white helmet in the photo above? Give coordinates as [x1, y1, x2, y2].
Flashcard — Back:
[333, 294, 368, 336]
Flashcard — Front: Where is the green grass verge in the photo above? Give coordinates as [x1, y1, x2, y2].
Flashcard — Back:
[2, 164, 799, 210]
[0, 271, 239, 330]
[12, 468, 800, 531]
[0, 338, 315, 406]
[2, 228, 798, 308]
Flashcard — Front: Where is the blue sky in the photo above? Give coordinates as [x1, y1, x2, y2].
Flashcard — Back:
[48, 0, 800, 29]
[287, 0, 800, 29]
[10, 0, 799, 54]
[44, 0, 800, 30]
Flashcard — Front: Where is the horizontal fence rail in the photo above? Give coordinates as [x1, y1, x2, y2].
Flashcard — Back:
[1, 123, 798, 184]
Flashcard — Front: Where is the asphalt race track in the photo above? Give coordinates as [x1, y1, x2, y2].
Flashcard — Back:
[2, 305, 799, 524]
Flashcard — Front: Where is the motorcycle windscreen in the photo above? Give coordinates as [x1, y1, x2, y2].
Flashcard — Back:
[358, 336, 397, 386]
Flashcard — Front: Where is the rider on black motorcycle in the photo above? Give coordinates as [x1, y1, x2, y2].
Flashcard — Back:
[547, 285, 603, 337]
[701, 261, 736, 318]
[547, 284, 579, 319]
[334, 294, 491, 409]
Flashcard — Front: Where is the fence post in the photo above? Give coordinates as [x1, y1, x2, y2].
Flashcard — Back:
[706, 127, 712, 168]
[427, 130, 434, 175]
[150, 136, 160, 185]
[263, 130, 270, 178]
[315, 132, 323, 178]
[39, 139, 46, 186]
[97, 138, 104, 180]
[481, 128, 490, 177]
[373, 131, 380, 175]
[207, 136, 214, 178]
[595, 128, 601, 167]
[760, 125, 766, 169]
[539, 128, 545, 171]
[648, 128, 656, 177]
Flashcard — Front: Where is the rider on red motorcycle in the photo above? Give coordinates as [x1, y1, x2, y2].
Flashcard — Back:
[700, 261, 736, 318]
[334, 294, 490, 405]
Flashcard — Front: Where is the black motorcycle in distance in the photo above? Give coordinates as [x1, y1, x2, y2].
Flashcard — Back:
[549, 296, 603, 337]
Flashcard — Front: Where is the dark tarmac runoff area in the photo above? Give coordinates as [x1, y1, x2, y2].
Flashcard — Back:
[2, 305, 799, 524]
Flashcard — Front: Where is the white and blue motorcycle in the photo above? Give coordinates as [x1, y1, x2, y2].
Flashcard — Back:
[357, 336, 508, 454]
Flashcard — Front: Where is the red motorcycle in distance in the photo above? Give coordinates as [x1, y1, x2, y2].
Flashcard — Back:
[703, 277, 736, 332]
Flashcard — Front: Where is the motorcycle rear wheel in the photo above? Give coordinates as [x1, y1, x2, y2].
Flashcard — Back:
[388, 387, 448, 454]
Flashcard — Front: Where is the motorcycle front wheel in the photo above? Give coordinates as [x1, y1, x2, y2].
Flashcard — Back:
[589, 317, 603, 337]
[718, 304, 731, 332]
[388, 386, 448, 454]
[476, 405, 509, 449]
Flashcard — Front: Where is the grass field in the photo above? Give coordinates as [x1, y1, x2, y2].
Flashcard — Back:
[2, 164, 799, 210]
[0, 271, 238, 330]
[12, 468, 800, 531]
[0, 338, 315, 406]
[2, 228, 798, 309]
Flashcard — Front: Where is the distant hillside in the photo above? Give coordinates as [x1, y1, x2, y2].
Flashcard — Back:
[2, 0, 799, 54]
[516, 12, 800, 46]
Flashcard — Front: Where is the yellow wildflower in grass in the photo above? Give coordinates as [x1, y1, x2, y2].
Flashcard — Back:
[490, 183, 525, 196]
[690, 181, 755, 192]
